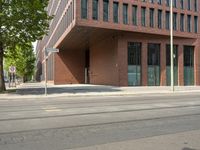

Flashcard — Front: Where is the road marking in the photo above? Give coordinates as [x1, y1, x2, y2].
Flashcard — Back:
[42, 106, 62, 112]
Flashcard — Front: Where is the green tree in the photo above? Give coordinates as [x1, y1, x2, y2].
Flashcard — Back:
[0, 0, 51, 92]
[5, 43, 36, 82]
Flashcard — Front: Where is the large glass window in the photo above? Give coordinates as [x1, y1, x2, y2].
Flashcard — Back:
[92, 0, 98, 20]
[113, 2, 119, 23]
[180, 14, 184, 32]
[81, 0, 88, 19]
[157, 0, 162, 5]
[103, 0, 109, 22]
[180, 0, 184, 9]
[166, 45, 178, 86]
[187, 15, 191, 32]
[173, 13, 177, 30]
[194, 0, 198, 11]
[148, 44, 160, 86]
[165, 11, 170, 30]
[132, 5, 137, 25]
[128, 43, 142, 86]
[158, 10, 162, 29]
[173, 0, 177, 8]
[194, 16, 198, 33]
[184, 46, 194, 85]
[166, 0, 170, 6]
[123, 4, 128, 24]
[141, 7, 146, 26]
[149, 8, 154, 28]
[188, 0, 191, 10]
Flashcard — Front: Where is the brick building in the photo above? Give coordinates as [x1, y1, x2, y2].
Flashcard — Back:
[36, 0, 200, 86]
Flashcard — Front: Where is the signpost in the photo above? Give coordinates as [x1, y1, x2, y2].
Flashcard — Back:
[44, 48, 59, 96]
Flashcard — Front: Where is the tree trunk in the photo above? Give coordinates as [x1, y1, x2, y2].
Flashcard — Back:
[0, 42, 6, 92]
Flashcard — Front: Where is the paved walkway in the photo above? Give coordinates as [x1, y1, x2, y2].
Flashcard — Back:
[1, 82, 200, 99]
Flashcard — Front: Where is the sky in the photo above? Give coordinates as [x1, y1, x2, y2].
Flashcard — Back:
[32, 41, 37, 53]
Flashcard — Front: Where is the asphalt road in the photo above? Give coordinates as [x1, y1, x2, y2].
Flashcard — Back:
[0, 93, 200, 150]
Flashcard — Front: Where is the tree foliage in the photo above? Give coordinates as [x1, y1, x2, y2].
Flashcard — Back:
[4, 43, 36, 82]
[0, 0, 51, 91]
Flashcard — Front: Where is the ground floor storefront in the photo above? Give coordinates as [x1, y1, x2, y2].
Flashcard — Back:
[39, 33, 200, 87]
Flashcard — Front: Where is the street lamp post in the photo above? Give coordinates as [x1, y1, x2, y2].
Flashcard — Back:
[170, 0, 174, 92]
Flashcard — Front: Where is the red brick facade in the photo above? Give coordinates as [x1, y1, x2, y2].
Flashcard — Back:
[36, 0, 200, 86]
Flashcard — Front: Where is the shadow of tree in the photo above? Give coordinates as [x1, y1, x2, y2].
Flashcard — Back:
[182, 147, 196, 150]
[16, 85, 121, 95]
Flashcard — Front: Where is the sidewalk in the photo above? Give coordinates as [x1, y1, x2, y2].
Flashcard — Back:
[1, 82, 200, 99]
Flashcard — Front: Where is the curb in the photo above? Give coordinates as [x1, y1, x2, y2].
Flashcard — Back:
[0, 90, 200, 100]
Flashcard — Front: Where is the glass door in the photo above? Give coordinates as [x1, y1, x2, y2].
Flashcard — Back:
[184, 46, 194, 86]
[148, 44, 160, 86]
[128, 42, 141, 86]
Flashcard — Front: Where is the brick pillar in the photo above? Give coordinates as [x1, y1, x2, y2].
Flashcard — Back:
[160, 43, 166, 86]
[119, 1, 123, 25]
[137, 3, 141, 26]
[88, 0, 92, 20]
[128, 2, 132, 25]
[142, 42, 148, 86]
[109, 0, 113, 22]
[75, 0, 80, 20]
[146, 8, 149, 27]
[117, 36, 128, 86]
[194, 41, 200, 85]
[178, 45, 184, 86]
[99, 0, 103, 22]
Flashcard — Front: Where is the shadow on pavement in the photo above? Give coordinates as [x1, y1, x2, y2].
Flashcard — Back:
[16, 85, 121, 95]
[182, 147, 196, 150]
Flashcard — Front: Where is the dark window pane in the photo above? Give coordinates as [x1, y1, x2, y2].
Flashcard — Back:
[123, 4, 128, 24]
[158, 10, 162, 29]
[113, 2, 119, 23]
[132, 5, 137, 25]
[141, 7, 146, 26]
[92, 0, 98, 20]
[149, 8, 154, 27]
[81, 0, 88, 19]
[103, 0, 109, 22]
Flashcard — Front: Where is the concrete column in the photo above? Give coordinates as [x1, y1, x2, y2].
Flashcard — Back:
[142, 42, 148, 86]
[160, 43, 166, 86]
[178, 45, 184, 86]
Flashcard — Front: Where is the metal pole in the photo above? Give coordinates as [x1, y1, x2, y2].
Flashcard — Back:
[170, 0, 174, 92]
[44, 50, 47, 96]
